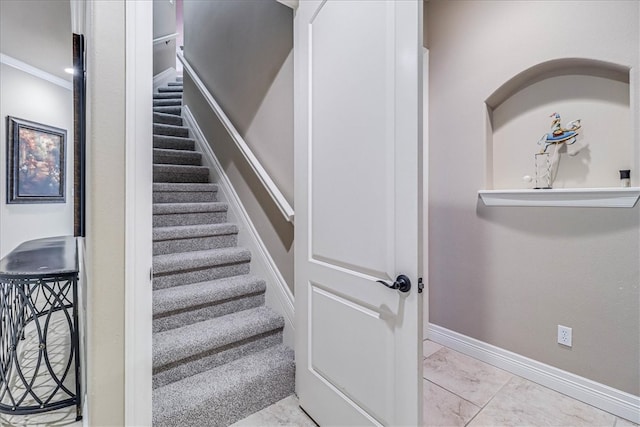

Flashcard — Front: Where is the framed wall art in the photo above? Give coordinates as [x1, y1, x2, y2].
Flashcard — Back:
[6, 116, 66, 204]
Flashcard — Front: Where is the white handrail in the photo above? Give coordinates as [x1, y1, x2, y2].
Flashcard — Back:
[177, 52, 295, 223]
[153, 32, 179, 45]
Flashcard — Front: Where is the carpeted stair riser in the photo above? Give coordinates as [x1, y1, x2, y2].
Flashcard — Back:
[152, 202, 228, 227]
[153, 260, 250, 290]
[154, 112, 184, 126]
[153, 190, 217, 204]
[154, 123, 189, 138]
[154, 330, 282, 390]
[153, 211, 227, 227]
[153, 307, 284, 388]
[153, 135, 196, 151]
[153, 232, 237, 255]
[152, 182, 218, 203]
[153, 307, 282, 367]
[154, 292, 265, 333]
[154, 98, 182, 107]
[153, 165, 209, 184]
[153, 275, 265, 332]
[153, 149, 202, 166]
[154, 92, 183, 99]
[153, 233, 237, 255]
[154, 223, 236, 241]
[153, 247, 251, 289]
[158, 86, 184, 93]
[167, 81, 183, 86]
[152, 345, 295, 427]
[153, 106, 182, 116]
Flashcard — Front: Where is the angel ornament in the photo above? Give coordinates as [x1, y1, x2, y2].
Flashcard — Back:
[532, 112, 581, 189]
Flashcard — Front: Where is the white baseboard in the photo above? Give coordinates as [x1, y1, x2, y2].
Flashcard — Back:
[427, 324, 640, 423]
[153, 67, 177, 92]
[182, 106, 296, 348]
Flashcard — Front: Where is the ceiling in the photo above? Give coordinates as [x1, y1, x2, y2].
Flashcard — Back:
[0, 0, 72, 81]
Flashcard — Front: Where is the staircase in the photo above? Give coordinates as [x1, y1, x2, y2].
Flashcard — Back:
[151, 78, 295, 427]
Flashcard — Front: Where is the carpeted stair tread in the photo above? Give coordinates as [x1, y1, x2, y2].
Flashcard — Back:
[153, 135, 195, 151]
[154, 92, 183, 99]
[153, 202, 227, 215]
[153, 164, 209, 183]
[153, 207, 227, 228]
[153, 183, 218, 193]
[153, 247, 251, 275]
[153, 274, 265, 317]
[152, 276, 266, 333]
[153, 106, 182, 116]
[152, 344, 295, 427]
[154, 112, 183, 126]
[152, 223, 238, 255]
[158, 86, 183, 93]
[153, 306, 282, 369]
[154, 123, 189, 138]
[153, 148, 202, 166]
[154, 223, 237, 241]
[154, 98, 182, 107]
[167, 81, 183, 86]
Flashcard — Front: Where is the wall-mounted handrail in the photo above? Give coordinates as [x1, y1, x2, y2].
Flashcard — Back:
[177, 51, 295, 223]
[153, 32, 179, 45]
[276, 0, 299, 10]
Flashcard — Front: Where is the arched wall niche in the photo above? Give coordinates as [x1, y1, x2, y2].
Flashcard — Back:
[484, 58, 634, 190]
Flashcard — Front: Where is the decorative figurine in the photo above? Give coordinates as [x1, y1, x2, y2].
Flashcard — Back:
[537, 112, 581, 153]
[532, 112, 582, 189]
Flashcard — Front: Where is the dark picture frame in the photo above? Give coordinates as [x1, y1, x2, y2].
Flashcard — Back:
[6, 116, 66, 204]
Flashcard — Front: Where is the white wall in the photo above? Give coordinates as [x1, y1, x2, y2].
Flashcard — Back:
[84, 0, 126, 424]
[0, 0, 74, 257]
[0, 65, 74, 257]
[427, 0, 639, 395]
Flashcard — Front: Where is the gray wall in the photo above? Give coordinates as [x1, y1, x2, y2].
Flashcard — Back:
[153, 0, 177, 75]
[427, 0, 639, 395]
[183, 0, 294, 290]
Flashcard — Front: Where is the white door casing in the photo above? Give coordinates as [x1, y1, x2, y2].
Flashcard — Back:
[294, 1, 423, 425]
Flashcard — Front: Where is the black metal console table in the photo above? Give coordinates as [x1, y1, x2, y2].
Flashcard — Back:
[0, 236, 82, 421]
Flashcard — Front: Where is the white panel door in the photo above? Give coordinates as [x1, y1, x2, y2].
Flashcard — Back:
[294, 1, 423, 425]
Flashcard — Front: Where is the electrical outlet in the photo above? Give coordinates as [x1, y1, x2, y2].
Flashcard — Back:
[558, 325, 572, 347]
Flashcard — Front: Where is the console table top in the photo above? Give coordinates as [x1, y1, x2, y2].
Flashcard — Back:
[0, 236, 78, 277]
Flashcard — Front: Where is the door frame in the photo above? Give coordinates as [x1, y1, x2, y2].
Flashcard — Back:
[124, 1, 153, 425]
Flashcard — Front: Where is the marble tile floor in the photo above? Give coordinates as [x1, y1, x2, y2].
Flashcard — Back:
[422, 340, 638, 427]
[231, 395, 318, 427]
[4, 340, 637, 426]
[0, 313, 83, 427]
[0, 406, 81, 427]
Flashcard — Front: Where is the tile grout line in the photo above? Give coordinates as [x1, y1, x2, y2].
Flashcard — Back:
[463, 375, 515, 426]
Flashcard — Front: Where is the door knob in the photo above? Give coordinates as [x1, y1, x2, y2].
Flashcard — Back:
[376, 274, 411, 293]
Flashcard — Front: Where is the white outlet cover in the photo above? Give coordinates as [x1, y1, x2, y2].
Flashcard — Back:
[558, 325, 572, 347]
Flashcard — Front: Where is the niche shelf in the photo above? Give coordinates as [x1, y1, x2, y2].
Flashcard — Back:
[484, 58, 637, 200]
[478, 187, 640, 208]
